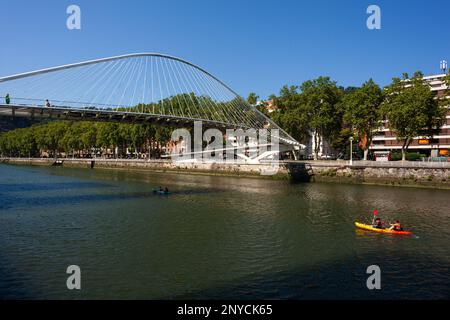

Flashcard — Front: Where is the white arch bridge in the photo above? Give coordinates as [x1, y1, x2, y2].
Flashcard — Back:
[0, 53, 303, 159]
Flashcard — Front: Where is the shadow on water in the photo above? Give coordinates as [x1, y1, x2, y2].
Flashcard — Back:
[1, 250, 448, 299]
[0, 188, 224, 210]
[287, 163, 313, 183]
[170, 252, 450, 300]
[0, 182, 112, 193]
[0, 193, 150, 210]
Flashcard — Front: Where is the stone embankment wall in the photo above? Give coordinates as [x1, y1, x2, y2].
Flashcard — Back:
[309, 163, 450, 188]
[1, 158, 449, 188]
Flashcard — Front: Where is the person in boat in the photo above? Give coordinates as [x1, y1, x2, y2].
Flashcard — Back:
[373, 218, 383, 229]
[164, 187, 169, 193]
[389, 220, 403, 232]
[153, 186, 163, 193]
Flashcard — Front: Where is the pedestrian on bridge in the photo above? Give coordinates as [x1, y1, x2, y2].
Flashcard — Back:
[5, 93, 10, 104]
[45, 99, 50, 108]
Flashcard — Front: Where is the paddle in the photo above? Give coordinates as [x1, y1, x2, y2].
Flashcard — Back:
[372, 209, 378, 226]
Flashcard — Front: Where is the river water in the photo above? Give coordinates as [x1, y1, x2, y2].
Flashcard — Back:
[0, 164, 449, 299]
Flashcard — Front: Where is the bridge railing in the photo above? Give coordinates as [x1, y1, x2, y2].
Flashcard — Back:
[0, 96, 127, 111]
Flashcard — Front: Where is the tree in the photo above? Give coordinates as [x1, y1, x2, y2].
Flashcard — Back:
[343, 79, 384, 160]
[61, 123, 84, 157]
[270, 86, 310, 143]
[129, 124, 147, 157]
[382, 71, 447, 161]
[79, 123, 97, 155]
[266, 80, 344, 156]
[34, 122, 69, 157]
[299, 77, 343, 160]
[246, 92, 259, 106]
[278, 108, 311, 143]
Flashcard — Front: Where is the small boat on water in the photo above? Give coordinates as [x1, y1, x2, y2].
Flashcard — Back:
[355, 222, 413, 235]
[153, 189, 171, 195]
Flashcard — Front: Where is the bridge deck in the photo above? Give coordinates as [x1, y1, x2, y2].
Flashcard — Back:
[0, 103, 236, 129]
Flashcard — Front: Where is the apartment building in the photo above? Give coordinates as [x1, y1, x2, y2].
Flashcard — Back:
[370, 73, 450, 157]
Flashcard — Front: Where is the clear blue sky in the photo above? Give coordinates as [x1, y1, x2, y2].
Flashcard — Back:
[1, 0, 449, 99]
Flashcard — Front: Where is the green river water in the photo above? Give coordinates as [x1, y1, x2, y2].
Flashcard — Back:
[0, 164, 449, 299]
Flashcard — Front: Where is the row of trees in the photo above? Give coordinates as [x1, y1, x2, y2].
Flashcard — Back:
[1, 72, 448, 161]
[250, 72, 449, 160]
[0, 121, 174, 159]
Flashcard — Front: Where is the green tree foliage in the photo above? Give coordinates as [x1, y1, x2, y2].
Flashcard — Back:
[382, 71, 447, 160]
[0, 127, 38, 157]
[299, 77, 344, 159]
[275, 107, 310, 144]
[246, 92, 259, 105]
[33, 121, 70, 157]
[267, 79, 345, 158]
[270, 85, 310, 143]
[0, 121, 177, 159]
[343, 79, 384, 160]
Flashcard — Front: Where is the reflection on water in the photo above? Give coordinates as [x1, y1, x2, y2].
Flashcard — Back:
[0, 164, 449, 299]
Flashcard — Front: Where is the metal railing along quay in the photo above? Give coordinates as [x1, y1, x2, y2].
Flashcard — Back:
[1, 157, 450, 168]
[280, 160, 450, 169]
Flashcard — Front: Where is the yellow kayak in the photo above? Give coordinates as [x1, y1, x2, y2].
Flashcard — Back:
[355, 222, 412, 235]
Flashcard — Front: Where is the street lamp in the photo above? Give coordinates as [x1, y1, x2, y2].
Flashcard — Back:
[440, 60, 448, 73]
[349, 136, 354, 165]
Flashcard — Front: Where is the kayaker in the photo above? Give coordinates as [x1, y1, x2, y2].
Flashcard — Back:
[389, 220, 403, 232]
[164, 187, 169, 193]
[373, 218, 383, 229]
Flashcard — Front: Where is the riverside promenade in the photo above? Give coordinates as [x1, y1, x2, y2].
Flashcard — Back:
[1, 157, 450, 189]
